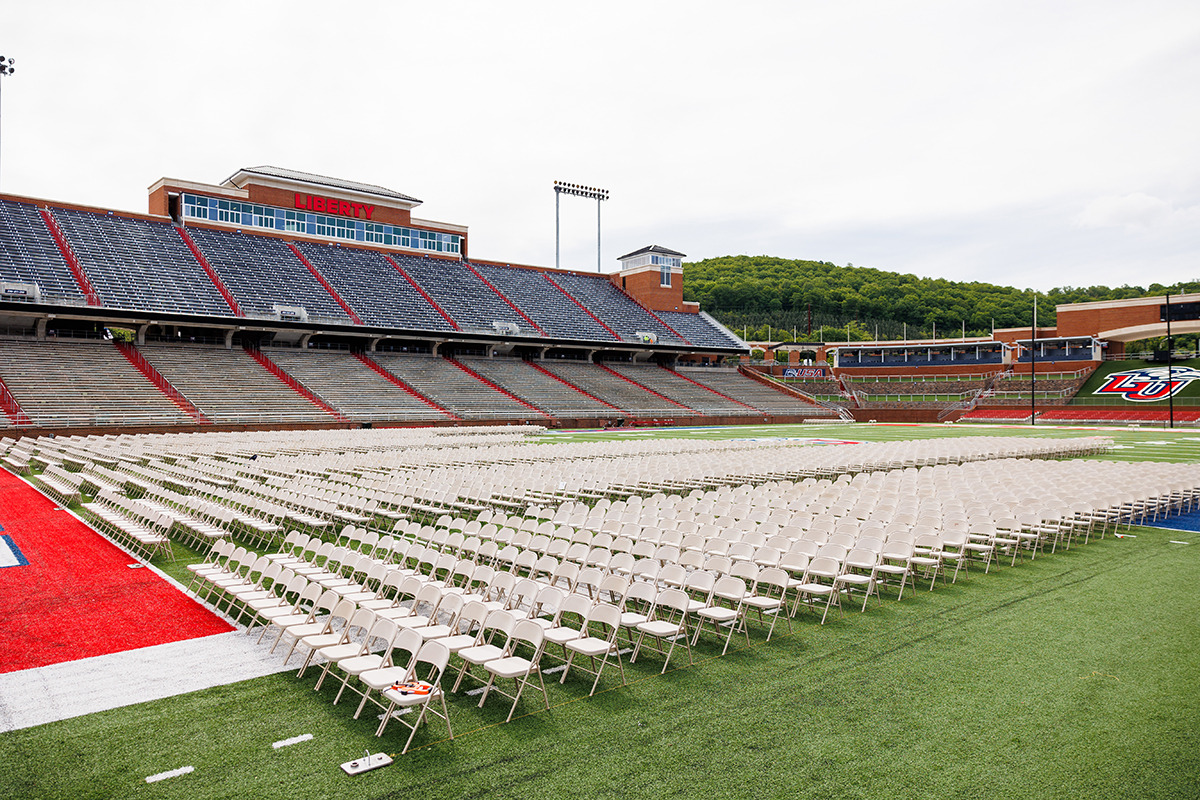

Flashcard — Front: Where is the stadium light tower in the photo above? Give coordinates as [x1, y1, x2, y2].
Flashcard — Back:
[0, 55, 14, 188]
[554, 180, 609, 272]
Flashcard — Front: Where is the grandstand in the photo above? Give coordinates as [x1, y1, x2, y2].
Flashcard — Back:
[0, 167, 880, 434]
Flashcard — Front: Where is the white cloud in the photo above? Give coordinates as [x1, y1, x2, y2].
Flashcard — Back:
[1075, 193, 1200, 233]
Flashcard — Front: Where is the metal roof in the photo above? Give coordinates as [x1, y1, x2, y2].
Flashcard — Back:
[618, 244, 686, 261]
[224, 166, 422, 205]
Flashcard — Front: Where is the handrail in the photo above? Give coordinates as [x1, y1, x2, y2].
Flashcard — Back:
[113, 341, 210, 424]
[243, 346, 347, 422]
[0, 376, 32, 425]
[738, 366, 848, 419]
[39, 208, 102, 306]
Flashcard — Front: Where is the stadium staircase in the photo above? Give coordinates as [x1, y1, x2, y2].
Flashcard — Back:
[0, 376, 32, 426]
[446, 358, 551, 419]
[597, 364, 695, 413]
[39, 209, 101, 306]
[383, 255, 460, 330]
[737, 366, 852, 420]
[665, 365, 755, 410]
[462, 261, 546, 335]
[175, 226, 244, 316]
[613, 284, 690, 344]
[352, 353, 460, 420]
[244, 347, 347, 421]
[286, 243, 363, 324]
[114, 342, 210, 424]
[543, 274, 621, 340]
[526, 361, 622, 411]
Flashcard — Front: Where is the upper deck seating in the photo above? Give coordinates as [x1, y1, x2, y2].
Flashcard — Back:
[391, 254, 524, 333]
[291, 242, 453, 332]
[185, 227, 351, 322]
[656, 312, 743, 349]
[537, 361, 682, 414]
[472, 263, 616, 341]
[0, 338, 190, 426]
[139, 343, 335, 423]
[369, 354, 537, 419]
[263, 349, 447, 421]
[458, 357, 617, 417]
[0, 199, 82, 303]
[51, 208, 232, 316]
[551, 272, 682, 344]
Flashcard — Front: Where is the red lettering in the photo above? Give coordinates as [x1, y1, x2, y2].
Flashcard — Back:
[312, 197, 326, 213]
[340, 201, 352, 216]
[294, 193, 309, 210]
[351, 202, 364, 218]
[363, 205, 375, 220]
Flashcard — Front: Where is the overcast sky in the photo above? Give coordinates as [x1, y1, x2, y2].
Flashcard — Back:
[3, 1, 1198, 292]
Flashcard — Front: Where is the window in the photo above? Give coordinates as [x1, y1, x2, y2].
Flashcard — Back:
[660, 265, 672, 287]
[180, 192, 461, 255]
[283, 210, 307, 233]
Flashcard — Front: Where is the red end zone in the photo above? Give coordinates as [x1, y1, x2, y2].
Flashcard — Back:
[0, 467, 233, 674]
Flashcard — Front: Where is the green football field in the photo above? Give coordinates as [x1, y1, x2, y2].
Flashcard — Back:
[2, 421, 1199, 800]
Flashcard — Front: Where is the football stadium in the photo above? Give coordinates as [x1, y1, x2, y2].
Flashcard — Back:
[1, 166, 1199, 800]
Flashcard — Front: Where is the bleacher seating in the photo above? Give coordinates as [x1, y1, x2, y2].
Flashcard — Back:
[138, 343, 335, 423]
[0, 199, 83, 303]
[262, 348, 449, 422]
[0, 338, 191, 426]
[604, 364, 755, 415]
[657, 311, 744, 349]
[458, 357, 618, 417]
[1037, 407, 1200, 423]
[369, 354, 538, 419]
[537, 361, 683, 415]
[678, 368, 835, 416]
[291, 242, 453, 331]
[551, 272, 683, 344]
[473, 263, 616, 341]
[391, 254, 524, 333]
[185, 227, 351, 322]
[959, 408, 1035, 422]
[50, 208, 234, 317]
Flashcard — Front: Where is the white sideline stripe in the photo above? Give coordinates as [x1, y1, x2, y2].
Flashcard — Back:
[541, 664, 568, 675]
[1169, 540, 1190, 545]
[617, 648, 634, 656]
[145, 765, 194, 783]
[465, 686, 487, 697]
[272, 733, 313, 749]
[0, 630, 300, 733]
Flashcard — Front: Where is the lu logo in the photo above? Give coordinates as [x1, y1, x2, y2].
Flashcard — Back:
[1093, 366, 1200, 402]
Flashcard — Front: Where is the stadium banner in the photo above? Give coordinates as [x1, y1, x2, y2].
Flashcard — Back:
[783, 367, 827, 379]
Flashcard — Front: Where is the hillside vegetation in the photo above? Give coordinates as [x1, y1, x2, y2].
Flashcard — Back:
[683, 255, 1199, 342]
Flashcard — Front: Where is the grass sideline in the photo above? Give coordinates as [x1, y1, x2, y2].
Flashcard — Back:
[3, 422, 1200, 799]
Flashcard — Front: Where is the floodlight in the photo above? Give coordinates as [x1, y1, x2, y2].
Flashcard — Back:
[554, 178, 610, 272]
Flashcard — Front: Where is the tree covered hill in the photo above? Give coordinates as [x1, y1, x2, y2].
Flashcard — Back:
[682, 255, 1199, 341]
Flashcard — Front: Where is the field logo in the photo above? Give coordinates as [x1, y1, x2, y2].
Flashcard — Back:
[1093, 366, 1200, 402]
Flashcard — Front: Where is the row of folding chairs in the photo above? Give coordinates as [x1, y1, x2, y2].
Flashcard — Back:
[84, 488, 174, 560]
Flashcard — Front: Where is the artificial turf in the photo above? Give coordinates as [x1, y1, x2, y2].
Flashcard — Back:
[2, 423, 1199, 799]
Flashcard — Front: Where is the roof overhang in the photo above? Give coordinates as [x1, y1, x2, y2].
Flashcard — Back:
[222, 166, 423, 210]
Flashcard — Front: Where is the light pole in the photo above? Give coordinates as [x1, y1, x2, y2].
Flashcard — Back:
[0, 55, 14, 188]
[554, 181, 609, 272]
